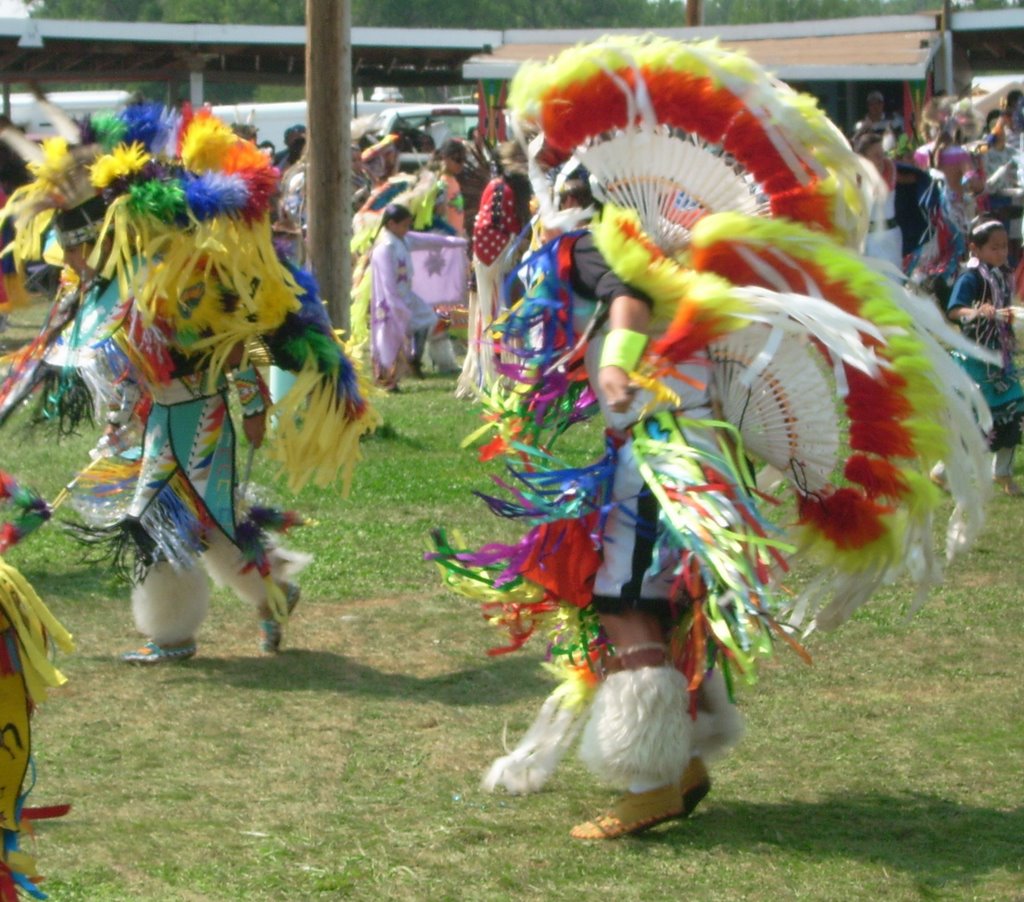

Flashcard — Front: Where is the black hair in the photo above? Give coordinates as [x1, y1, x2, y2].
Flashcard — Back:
[440, 138, 466, 163]
[382, 203, 412, 226]
[968, 216, 1007, 247]
[559, 176, 594, 210]
[853, 131, 884, 156]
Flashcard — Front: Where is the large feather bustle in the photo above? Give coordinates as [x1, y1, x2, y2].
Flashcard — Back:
[691, 213, 990, 470]
[687, 214, 990, 628]
[581, 203, 989, 629]
[507, 35, 869, 249]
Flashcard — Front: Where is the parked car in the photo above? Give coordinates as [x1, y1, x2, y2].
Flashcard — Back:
[363, 103, 479, 170]
[370, 86, 404, 102]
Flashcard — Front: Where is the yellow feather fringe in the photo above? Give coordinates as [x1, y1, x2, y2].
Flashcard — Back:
[90, 141, 151, 189]
[0, 557, 74, 705]
[267, 362, 381, 495]
[591, 204, 753, 333]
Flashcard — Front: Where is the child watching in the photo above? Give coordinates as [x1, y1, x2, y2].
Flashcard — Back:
[946, 217, 1024, 495]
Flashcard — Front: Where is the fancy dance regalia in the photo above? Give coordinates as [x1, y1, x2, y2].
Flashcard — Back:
[0, 473, 72, 899]
[906, 98, 981, 300]
[349, 176, 467, 383]
[430, 36, 992, 836]
[0, 258, 146, 456]
[0, 103, 378, 662]
[456, 153, 532, 400]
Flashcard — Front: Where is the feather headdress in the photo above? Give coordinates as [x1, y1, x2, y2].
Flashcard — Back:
[920, 95, 981, 144]
[507, 34, 870, 251]
[1, 100, 378, 495]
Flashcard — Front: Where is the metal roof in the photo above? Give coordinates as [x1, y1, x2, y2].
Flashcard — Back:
[465, 32, 940, 83]
[465, 15, 945, 82]
[0, 18, 502, 88]
[951, 8, 1024, 72]
[0, 11, 1018, 92]
[462, 12, 1022, 82]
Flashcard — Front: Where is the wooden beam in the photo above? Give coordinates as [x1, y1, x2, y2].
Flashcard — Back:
[305, 0, 351, 332]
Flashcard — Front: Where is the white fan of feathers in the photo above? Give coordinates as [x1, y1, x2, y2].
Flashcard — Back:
[708, 326, 841, 494]
[712, 292, 992, 634]
[582, 129, 766, 256]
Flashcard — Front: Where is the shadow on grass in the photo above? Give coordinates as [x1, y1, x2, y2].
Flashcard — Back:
[18, 561, 123, 599]
[641, 792, 1023, 889]
[362, 420, 427, 449]
[178, 647, 551, 706]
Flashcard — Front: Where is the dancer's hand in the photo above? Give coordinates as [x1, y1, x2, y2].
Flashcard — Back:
[600, 365, 637, 413]
[243, 410, 266, 448]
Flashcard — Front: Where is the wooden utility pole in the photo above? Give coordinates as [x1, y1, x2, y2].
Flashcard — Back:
[685, 0, 702, 27]
[305, 0, 352, 332]
[940, 0, 955, 96]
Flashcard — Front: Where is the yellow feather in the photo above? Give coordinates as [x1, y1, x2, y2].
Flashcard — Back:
[180, 115, 237, 172]
[90, 141, 151, 189]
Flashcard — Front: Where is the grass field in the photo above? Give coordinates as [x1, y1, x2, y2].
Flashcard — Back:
[1, 310, 1022, 900]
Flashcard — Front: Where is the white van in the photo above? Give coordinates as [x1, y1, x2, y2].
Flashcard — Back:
[210, 99, 442, 152]
[6, 90, 132, 136]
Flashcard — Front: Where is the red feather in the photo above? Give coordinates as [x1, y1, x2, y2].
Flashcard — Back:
[723, 108, 800, 193]
[850, 419, 916, 458]
[845, 366, 912, 421]
[644, 69, 740, 143]
[541, 74, 629, 151]
[770, 184, 834, 233]
[844, 454, 909, 500]
[797, 488, 891, 549]
[519, 516, 601, 609]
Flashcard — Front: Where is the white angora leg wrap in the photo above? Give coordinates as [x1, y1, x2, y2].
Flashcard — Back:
[578, 665, 691, 790]
[692, 669, 745, 765]
[132, 561, 209, 645]
[201, 529, 311, 610]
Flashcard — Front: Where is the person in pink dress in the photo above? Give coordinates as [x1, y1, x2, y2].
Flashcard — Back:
[369, 203, 437, 390]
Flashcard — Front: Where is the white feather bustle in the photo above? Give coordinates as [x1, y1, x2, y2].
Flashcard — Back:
[201, 529, 311, 610]
[481, 692, 586, 795]
[456, 254, 510, 399]
[692, 669, 745, 764]
[578, 666, 691, 790]
[132, 561, 209, 645]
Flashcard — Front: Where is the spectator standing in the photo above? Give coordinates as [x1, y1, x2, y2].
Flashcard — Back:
[433, 139, 467, 237]
[979, 120, 1022, 267]
[853, 90, 904, 148]
[855, 131, 903, 271]
[273, 123, 306, 171]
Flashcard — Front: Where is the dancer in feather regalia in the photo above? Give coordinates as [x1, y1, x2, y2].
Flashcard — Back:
[429, 36, 993, 839]
[0, 473, 72, 899]
[0, 100, 378, 664]
[455, 140, 533, 399]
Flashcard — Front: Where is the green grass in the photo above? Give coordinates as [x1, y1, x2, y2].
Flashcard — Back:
[1, 310, 1022, 900]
